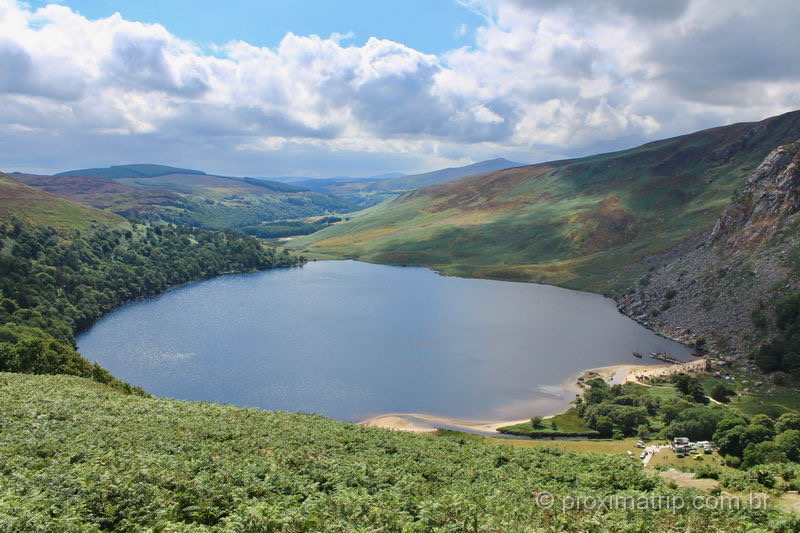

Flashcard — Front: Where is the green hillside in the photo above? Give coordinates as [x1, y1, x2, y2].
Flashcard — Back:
[0, 173, 126, 232]
[291, 111, 800, 292]
[12, 173, 190, 220]
[18, 166, 355, 230]
[1, 372, 790, 531]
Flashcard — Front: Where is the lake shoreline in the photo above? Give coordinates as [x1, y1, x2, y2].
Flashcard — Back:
[80, 260, 694, 425]
[359, 359, 709, 435]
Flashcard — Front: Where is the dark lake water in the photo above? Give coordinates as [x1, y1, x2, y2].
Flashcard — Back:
[78, 260, 691, 422]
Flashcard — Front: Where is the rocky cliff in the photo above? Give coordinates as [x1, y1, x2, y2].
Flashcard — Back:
[617, 140, 800, 357]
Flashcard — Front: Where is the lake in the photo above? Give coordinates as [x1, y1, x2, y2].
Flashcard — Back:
[77, 260, 691, 422]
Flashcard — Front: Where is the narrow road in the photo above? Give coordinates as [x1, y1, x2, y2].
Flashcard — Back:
[642, 444, 670, 467]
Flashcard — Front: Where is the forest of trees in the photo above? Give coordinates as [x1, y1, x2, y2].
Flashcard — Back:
[754, 292, 800, 375]
[0, 218, 304, 390]
[575, 376, 800, 469]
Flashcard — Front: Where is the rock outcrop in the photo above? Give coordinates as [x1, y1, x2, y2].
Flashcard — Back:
[709, 141, 800, 249]
[617, 140, 800, 357]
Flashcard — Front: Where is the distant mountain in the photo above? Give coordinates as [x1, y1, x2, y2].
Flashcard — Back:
[373, 158, 525, 192]
[292, 158, 525, 208]
[368, 172, 407, 180]
[20, 164, 356, 230]
[290, 110, 800, 295]
[268, 172, 406, 184]
[57, 164, 207, 179]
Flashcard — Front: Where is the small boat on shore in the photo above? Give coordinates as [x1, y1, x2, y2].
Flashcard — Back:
[633, 351, 643, 358]
[649, 352, 658, 358]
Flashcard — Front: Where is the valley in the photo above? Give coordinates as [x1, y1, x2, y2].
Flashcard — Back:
[4, 2, 800, 529]
[4, 111, 800, 530]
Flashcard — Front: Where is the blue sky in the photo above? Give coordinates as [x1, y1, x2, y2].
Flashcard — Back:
[32, 0, 485, 54]
[3, 0, 800, 177]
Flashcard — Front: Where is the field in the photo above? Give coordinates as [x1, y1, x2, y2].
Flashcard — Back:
[0, 372, 790, 531]
[497, 407, 598, 437]
[646, 448, 726, 470]
[485, 436, 724, 473]
[290, 110, 800, 293]
[487, 434, 726, 473]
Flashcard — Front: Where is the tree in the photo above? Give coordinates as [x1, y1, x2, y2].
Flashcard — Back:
[662, 398, 697, 424]
[754, 343, 783, 372]
[666, 407, 728, 441]
[782, 352, 800, 374]
[775, 430, 800, 462]
[612, 406, 648, 436]
[751, 414, 775, 431]
[530, 416, 543, 429]
[672, 374, 693, 394]
[742, 423, 776, 448]
[596, 416, 613, 438]
[776, 413, 800, 433]
[715, 424, 748, 457]
[711, 384, 733, 403]
[742, 441, 787, 468]
[671, 374, 707, 403]
[584, 384, 609, 405]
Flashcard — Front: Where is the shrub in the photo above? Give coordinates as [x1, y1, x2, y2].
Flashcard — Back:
[711, 384, 733, 403]
[777, 413, 800, 433]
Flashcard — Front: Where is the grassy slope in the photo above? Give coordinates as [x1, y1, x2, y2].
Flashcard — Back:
[11, 173, 187, 215]
[498, 407, 597, 437]
[292, 111, 800, 292]
[0, 372, 785, 531]
[0, 173, 126, 232]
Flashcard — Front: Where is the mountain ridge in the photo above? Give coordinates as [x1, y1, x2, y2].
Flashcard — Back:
[14, 166, 353, 230]
[289, 157, 525, 208]
[290, 110, 800, 294]
[57, 163, 208, 179]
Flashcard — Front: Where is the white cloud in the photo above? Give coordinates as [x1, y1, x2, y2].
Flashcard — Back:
[0, 0, 798, 176]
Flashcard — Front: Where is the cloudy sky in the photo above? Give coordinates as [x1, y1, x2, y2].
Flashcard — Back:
[2, 0, 799, 177]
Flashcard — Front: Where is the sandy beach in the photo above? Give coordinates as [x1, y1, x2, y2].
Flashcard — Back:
[360, 358, 710, 434]
[360, 412, 533, 434]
